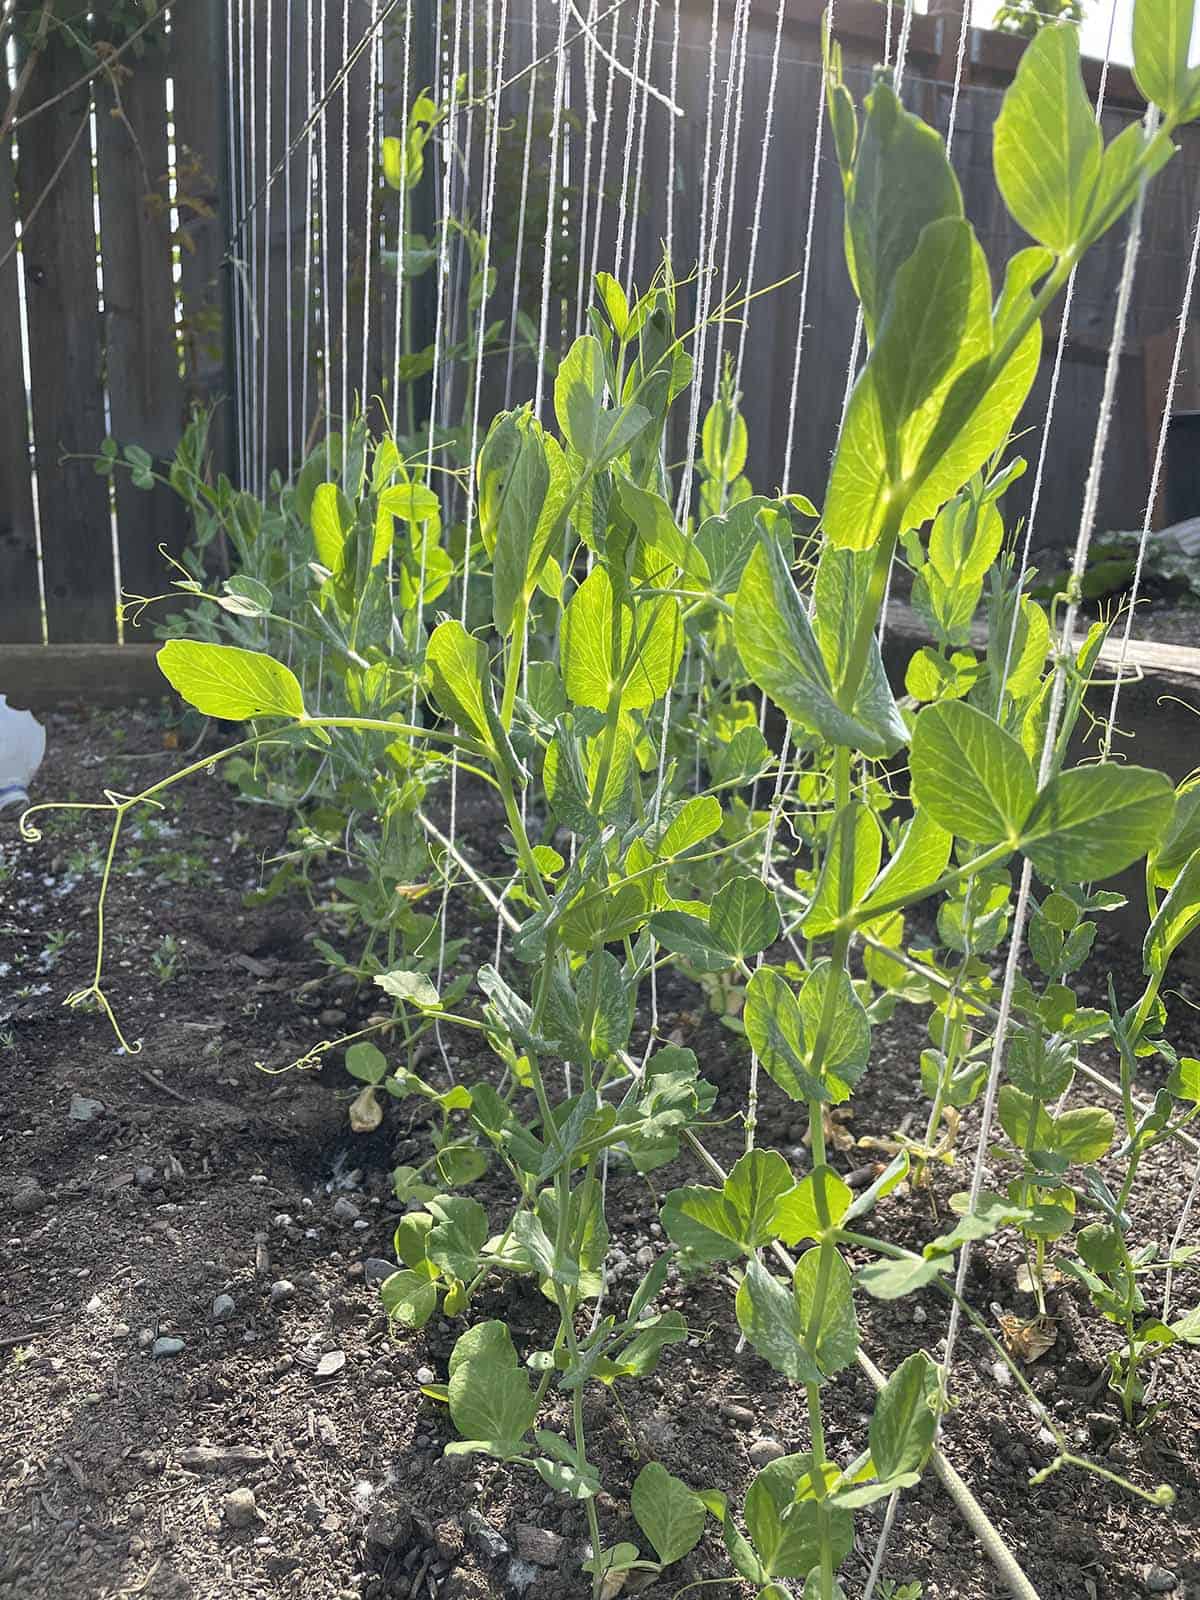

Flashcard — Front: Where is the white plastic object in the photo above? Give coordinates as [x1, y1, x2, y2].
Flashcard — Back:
[0, 695, 45, 812]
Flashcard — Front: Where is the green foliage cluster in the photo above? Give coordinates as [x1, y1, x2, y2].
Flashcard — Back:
[25, 6, 1200, 1594]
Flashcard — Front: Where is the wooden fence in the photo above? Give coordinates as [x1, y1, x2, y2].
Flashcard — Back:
[1, 0, 1198, 649]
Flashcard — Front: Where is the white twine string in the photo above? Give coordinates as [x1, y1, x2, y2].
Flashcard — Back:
[503, 0, 539, 409]
[532, 0, 572, 422]
[260, 0, 273, 494]
[732, 0, 788, 404]
[1102, 183, 1200, 755]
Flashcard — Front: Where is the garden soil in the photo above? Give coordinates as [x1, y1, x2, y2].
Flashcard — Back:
[1, 707, 1197, 1600]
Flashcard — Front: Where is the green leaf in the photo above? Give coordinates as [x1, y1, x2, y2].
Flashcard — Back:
[425, 619, 494, 746]
[734, 538, 906, 758]
[710, 875, 781, 960]
[843, 80, 962, 341]
[447, 1345, 537, 1454]
[377, 480, 440, 523]
[993, 25, 1102, 253]
[448, 1320, 518, 1380]
[773, 1165, 854, 1246]
[872, 219, 987, 444]
[1145, 848, 1200, 974]
[512, 1209, 579, 1286]
[1155, 780, 1200, 883]
[1020, 765, 1175, 883]
[856, 1255, 950, 1300]
[869, 1350, 941, 1479]
[735, 1259, 822, 1384]
[910, 700, 1034, 845]
[345, 1041, 388, 1084]
[1167, 1056, 1200, 1102]
[555, 335, 607, 458]
[374, 967, 441, 1007]
[662, 1149, 796, 1262]
[802, 801, 883, 936]
[1133, 0, 1200, 119]
[427, 1196, 489, 1283]
[380, 1269, 438, 1328]
[631, 1462, 707, 1566]
[561, 567, 683, 712]
[744, 967, 827, 1104]
[649, 911, 731, 973]
[858, 811, 953, 923]
[649, 794, 724, 857]
[794, 1246, 859, 1377]
[311, 481, 351, 572]
[826, 219, 993, 553]
[745, 1457, 853, 1580]
[157, 640, 306, 722]
[596, 271, 630, 336]
[487, 419, 552, 636]
[1051, 1105, 1115, 1164]
[532, 1431, 601, 1499]
[798, 961, 870, 1095]
[554, 334, 651, 467]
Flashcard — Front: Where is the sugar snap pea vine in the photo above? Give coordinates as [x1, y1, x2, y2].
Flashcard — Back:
[23, 6, 1200, 1596]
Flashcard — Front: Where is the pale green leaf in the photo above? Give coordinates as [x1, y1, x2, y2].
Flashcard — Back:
[710, 875, 781, 961]
[735, 1259, 822, 1384]
[802, 800, 883, 936]
[869, 1350, 941, 1479]
[631, 1462, 706, 1566]
[1020, 764, 1175, 882]
[773, 1165, 854, 1246]
[858, 811, 954, 923]
[158, 640, 306, 722]
[993, 25, 1102, 252]
[374, 967, 441, 1007]
[1133, 0, 1200, 118]
[734, 539, 906, 757]
[910, 700, 1035, 844]
[794, 1245, 859, 1376]
[1144, 848, 1200, 975]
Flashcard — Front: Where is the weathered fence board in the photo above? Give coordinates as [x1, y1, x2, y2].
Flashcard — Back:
[95, 14, 188, 611]
[0, 133, 40, 644]
[3, 0, 1200, 654]
[17, 24, 115, 643]
[173, 0, 233, 481]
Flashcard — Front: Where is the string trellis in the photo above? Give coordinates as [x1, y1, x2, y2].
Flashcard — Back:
[208, 5, 1200, 1596]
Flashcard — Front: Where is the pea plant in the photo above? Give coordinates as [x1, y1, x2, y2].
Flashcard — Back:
[22, 3, 1200, 1595]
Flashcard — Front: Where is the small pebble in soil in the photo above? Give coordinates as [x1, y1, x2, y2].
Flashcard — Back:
[223, 1487, 259, 1529]
[747, 1437, 787, 1469]
[514, 1526, 563, 1568]
[415, 1366, 436, 1385]
[11, 1184, 46, 1214]
[468, 1515, 509, 1564]
[912, 1304, 927, 1324]
[1144, 1568, 1178, 1594]
[269, 1279, 297, 1306]
[363, 1257, 393, 1286]
[506, 1558, 540, 1595]
[112, 1323, 130, 1340]
[332, 1197, 360, 1224]
[722, 1402, 756, 1430]
[314, 1349, 346, 1378]
[152, 1336, 186, 1358]
[68, 1094, 105, 1121]
[211, 1294, 235, 1322]
[85, 1294, 103, 1316]
[134, 1166, 155, 1188]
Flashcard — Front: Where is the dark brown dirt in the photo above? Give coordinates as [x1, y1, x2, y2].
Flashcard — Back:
[1, 705, 1198, 1600]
